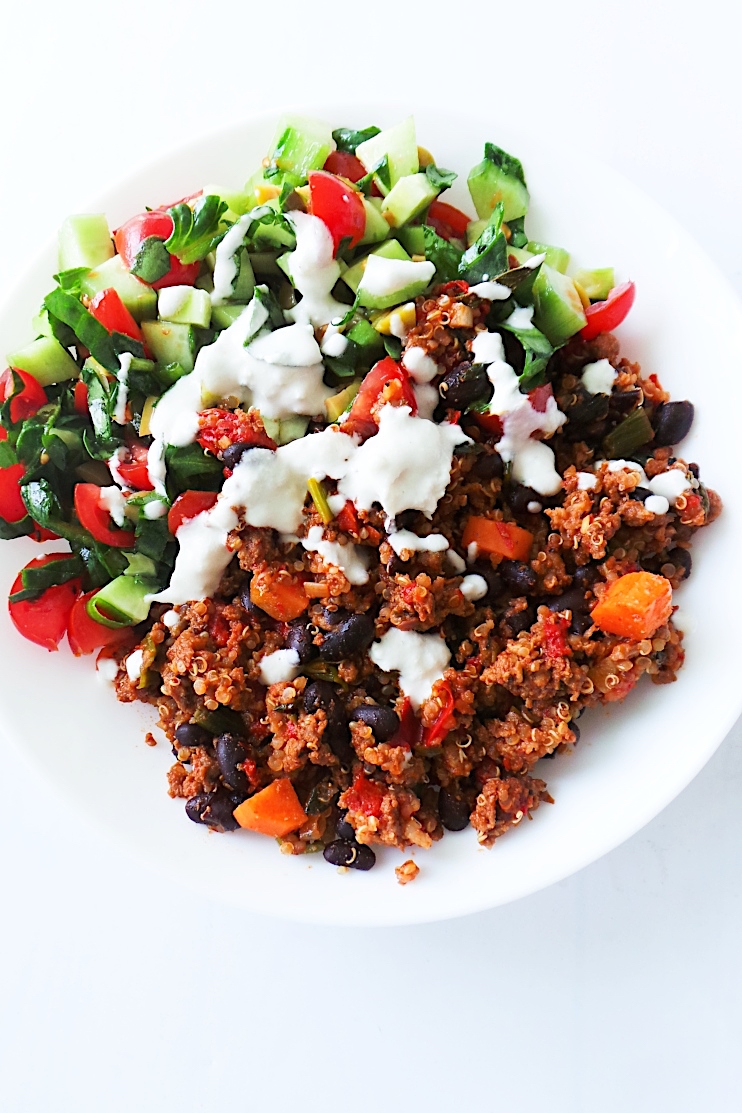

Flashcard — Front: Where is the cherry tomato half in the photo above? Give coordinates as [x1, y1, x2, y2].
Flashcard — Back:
[580, 281, 636, 341]
[113, 211, 200, 289]
[0, 368, 47, 424]
[74, 380, 89, 416]
[341, 357, 417, 440]
[322, 150, 367, 183]
[167, 490, 219, 535]
[114, 443, 154, 491]
[427, 200, 471, 242]
[68, 591, 136, 656]
[74, 483, 135, 548]
[0, 462, 27, 523]
[8, 554, 80, 652]
[308, 171, 366, 255]
[88, 288, 146, 348]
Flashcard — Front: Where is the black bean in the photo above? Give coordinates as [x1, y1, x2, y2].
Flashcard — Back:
[629, 486, 652, 502]
[573, 564, 601, 589]
[666, 547, 692, 580]
[505, 604, 535, 635]
[386, 553, 406, 576]
[319, 613, 375, 660]
[303, 682, 353, 762]
[335, 812, 356, 841]
[395, 510, 418, 531]
[608, 387, 642, 419]
[565, 389, 610, 432]
[570, 613, 594, 635]
[652, 401, 694, 447]
[547, 587, 589, 616]
[321, 607, 347, 627]
[175, 722, 211, 749]
[501, 560, 538, 594]
[472, 451, 504, 481]
[439, 788, 470, 831]
[570, 721, 581, 745]
[688, 462, 700, 479]
[285, 622, 317, 663]
[222, 442, 259, 470]
[438, 361, 492, 410]
[506, 484, 544, 515]
[468, 562, 503, 601]
[215, 733, 250, 793]
[185, 791, 239, 831]
[303, 680, 338, 716]
[353, 704, 400, 741]
[323, 840, 376, 870]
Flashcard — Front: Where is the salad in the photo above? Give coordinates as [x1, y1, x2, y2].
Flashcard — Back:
[0, 115, 720, 880]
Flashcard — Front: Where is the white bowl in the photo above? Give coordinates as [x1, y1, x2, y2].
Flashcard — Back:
[1, 105, 740, 926]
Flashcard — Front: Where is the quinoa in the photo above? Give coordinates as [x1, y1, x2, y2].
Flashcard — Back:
[112, 289, 721, 861]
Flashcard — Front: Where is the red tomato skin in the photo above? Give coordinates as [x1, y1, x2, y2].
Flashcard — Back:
[115, 443, 154, 491]
[427, 200, 471, 241]
[88, 288, 145, 345]
[74, 484, 135, 548]
[580, 281, 636, 341]
[342, 357, 417, 439]
[473, 412, 504, 439]
[68, 591, 135, 656]
[308, 171, 366, 254]
[0, 462, 27, 522]
[322, 151, 367, 183]
[1, 368, 47, 423]
[8, 555, 80, 652]
[74, 380, 89, 416]
[167, 490, 219, 535]
[113, 212, 200, 289]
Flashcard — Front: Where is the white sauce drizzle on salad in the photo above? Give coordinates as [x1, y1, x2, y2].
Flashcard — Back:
[388, 530, 449, 557]
[158, 286, 192, 319]
[360, 256, 435, 299]
[581, 358, 617, 395]
[402, 345, 439, 383]
[301, 526, 370, 585]
[113, 352, 134, 425]
[99, 485, 128, 527]
[284, 212, 348, 328]
[369, 628, 450, 709]
[460, 574, 489, 601]
[467, 280, 511, 300]
[211, 214, 253, 305]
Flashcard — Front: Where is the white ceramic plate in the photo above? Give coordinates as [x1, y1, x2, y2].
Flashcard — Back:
[1, 104, 740, 926]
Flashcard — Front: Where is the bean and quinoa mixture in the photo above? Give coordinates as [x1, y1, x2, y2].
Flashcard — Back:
[1, 116, 720, 880]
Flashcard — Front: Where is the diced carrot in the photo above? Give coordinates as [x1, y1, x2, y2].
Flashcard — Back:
[233, 779, 307, 838]
[250, 569, 308, 622]
[590, 571, 672, 641]
[461, 516, 534, 562]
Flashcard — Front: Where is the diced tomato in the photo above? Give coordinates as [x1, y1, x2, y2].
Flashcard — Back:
[113, 211, 200, 289]
[336, 500, 360, 533]
[68, 590, 136, 656]
[427, 200, 471, 242]
[322, 150, 367, 183]
[438, 280, 470, 297]
[543, 614, 570, 660]
[341, 357, 417, 439]
[74, 380, 89, 416]
[0, 462, 27, 523]
[167, 490, 219, 535]
[422, 681, 456, 746]
[115, 442, 154, 491]
[74, 483, 135, 548]
[308, 171, 366, 254]
[580, 281, 636, 341]
[88, 288, 148, 352]
[389, 698, 423, 749]
[197, 408, 277, 458]
[344, 771, 385, 818]
[528, 383, 554, 413]
[8, 554, 80, 652]
[208, 605, 231, 647]
[472, 412, 504, 438]
[1, 368, 47, 423]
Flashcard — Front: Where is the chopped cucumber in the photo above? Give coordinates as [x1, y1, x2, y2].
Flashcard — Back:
[276, 415, 310, 444]
[531, 264, 587, 346]
[396, 225, 426, 256]
[202, 182, 254, 217]
[251, 202, 296, 250]
[356, 117, 419, 189]
[346, 317, 384, 356]
[158, 287, 212, 328]
[342, 239, 410, 294]
[381, 173, 438, 228]
[58, 214, 114, 271]
[231, 249, 255, 303]
[6, 336, 79, 386]
[211, 304, 245, 330]
[79, 255, 157, 322]
[526, 240, 570, 274]
[574, 267, 615, 301]
[466, 219, 487, 247]
[268, 115, 334, 179]
[87, 575, 153, 628]
[359, 198, 390, 246]
[508, 246, 535, 265]
[141, 321, 196, 374]
[468, 143, 529, 222]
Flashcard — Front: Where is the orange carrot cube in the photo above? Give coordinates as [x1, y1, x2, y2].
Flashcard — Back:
[590, 571, 673, 641]
[233, 779, 307, 838]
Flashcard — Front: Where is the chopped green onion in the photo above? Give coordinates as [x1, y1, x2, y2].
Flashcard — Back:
[602, 408, 654, 458]
[307, 477, 333, 525]
[86, 575, 154, 628]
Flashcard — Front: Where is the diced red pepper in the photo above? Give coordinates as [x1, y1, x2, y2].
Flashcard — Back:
[388, 697, 424, 749]
[438, 280, 470, 297]
[197, 408, 277, 458]
[1, 368, 47, 423]
[336, 500, 360, 533]
[422, 680, 456, 746]
[345, 771, 385, 818]
[543, 614, 570, 660]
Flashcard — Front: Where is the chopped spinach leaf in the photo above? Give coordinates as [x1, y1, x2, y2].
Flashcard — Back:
[423, 226, 463, 284]
[164, 443, 223, 495]
[165, 195, 228, 265]
[130, 236, 171, 283]
[458, 202, 508, 284]
[383, 336, 402, 360]
[483, 143, 527, 187]
[43, 288, 119, 373]
[52, 268, 90, 295]
[332, 126, 380, 153]
[425, 164, 457, 191]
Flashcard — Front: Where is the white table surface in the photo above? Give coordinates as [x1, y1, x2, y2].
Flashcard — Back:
[1, 2, 741, 1109]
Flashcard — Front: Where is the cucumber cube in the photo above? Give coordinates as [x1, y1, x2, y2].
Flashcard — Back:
[381, 173, 438, 228]
[526, 240, 570, 274]
[356, 118, 419, 188]
[58, 214, 114, 271]
[359, 198, 390, 246]
[396, 225, 426, 257]
[574, 267, 615, 301]
[342, 238, 410, 294]
[532, 264, 587, 346]
[268, 115, 334, 178]
[202, 182, 254, 217]
[141, 321, 196, 374]
[7, 336, 79, 386]
[211, 304, 246, 330]
[158, 287, 212, 328]
[80, 255, 157, 322]
[468, 146, 529, 222]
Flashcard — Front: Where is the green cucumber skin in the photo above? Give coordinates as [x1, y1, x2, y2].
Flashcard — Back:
[6, 336, 79, 386]
[381, 173, 438, 228]
[531, 264, 587, 346]
[526, 240, 570, 274]
[58, 214, 114, 271]
[355, 117, 419, 189]
[141, 321, 196, 374]
[79, 256, 157, 323]
[468, 161, 529, 223]
[574, 267, 615, 301]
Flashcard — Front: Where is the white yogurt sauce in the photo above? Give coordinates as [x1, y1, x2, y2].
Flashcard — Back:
[259, 648, 301, 686]
[413, 382, 439, 420]
[113, 352, 134, 425]
[389, 308, 412, 339]
[525, 252, 547, 269]
[320, 325, 349, 358]
[369, 628, 451, 709]
[644, 494, 670, 515]
[143, 499, 168, 520]
[581, 359, 617, 395]
[161, 610, 180, 630]
[98, 485, 128, 527]
[211, 214, 253, 305]
[445, 549, 467, 573]
[96, 657, 119, 685]
[359, 256, 435, 300]
[125, 649, 144, 682]
[460, 574, 489, 601]
[605, 459, 648, 484]
[576, 471, 598, 491]
[471, 330, 506, 365]
[108, 446, 130, 490]
[388, 530, 449, 557]
[502, 305, 535, 329]
[467, 280, 512, 300]
[301, 525, 370, 585]
[158, 285, 192, 319]
[285, 212, 348, 328]
[402, 345, 439, 383]
[647, 469, 691, 505]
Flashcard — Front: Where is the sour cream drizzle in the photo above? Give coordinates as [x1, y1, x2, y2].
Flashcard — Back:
[114, 352, 134, 425]
[211, 214, 253, 305]
[369, 628, 450, 708]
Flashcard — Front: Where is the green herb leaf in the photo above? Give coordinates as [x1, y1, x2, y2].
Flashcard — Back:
[130, 236, 171, 283]
[357, 155, 390, 197]
[332, 126, 381, 153]
[0, 515, 32, 541]
[43, 288, 119, 373]
[52, 268, 90, 296]
[0, 439, 17, 467]
[425, 164, 457, 191]
[483, 143, 527, 188]
[458, 202, 508, 284]
[164, 195, 228, 265]
[498, 318, 554, 392]
[506, 215, 528, 249]
[383, 336, 402, 360]
[423, 226, 463, 284]
[164, 443, 223, 495]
